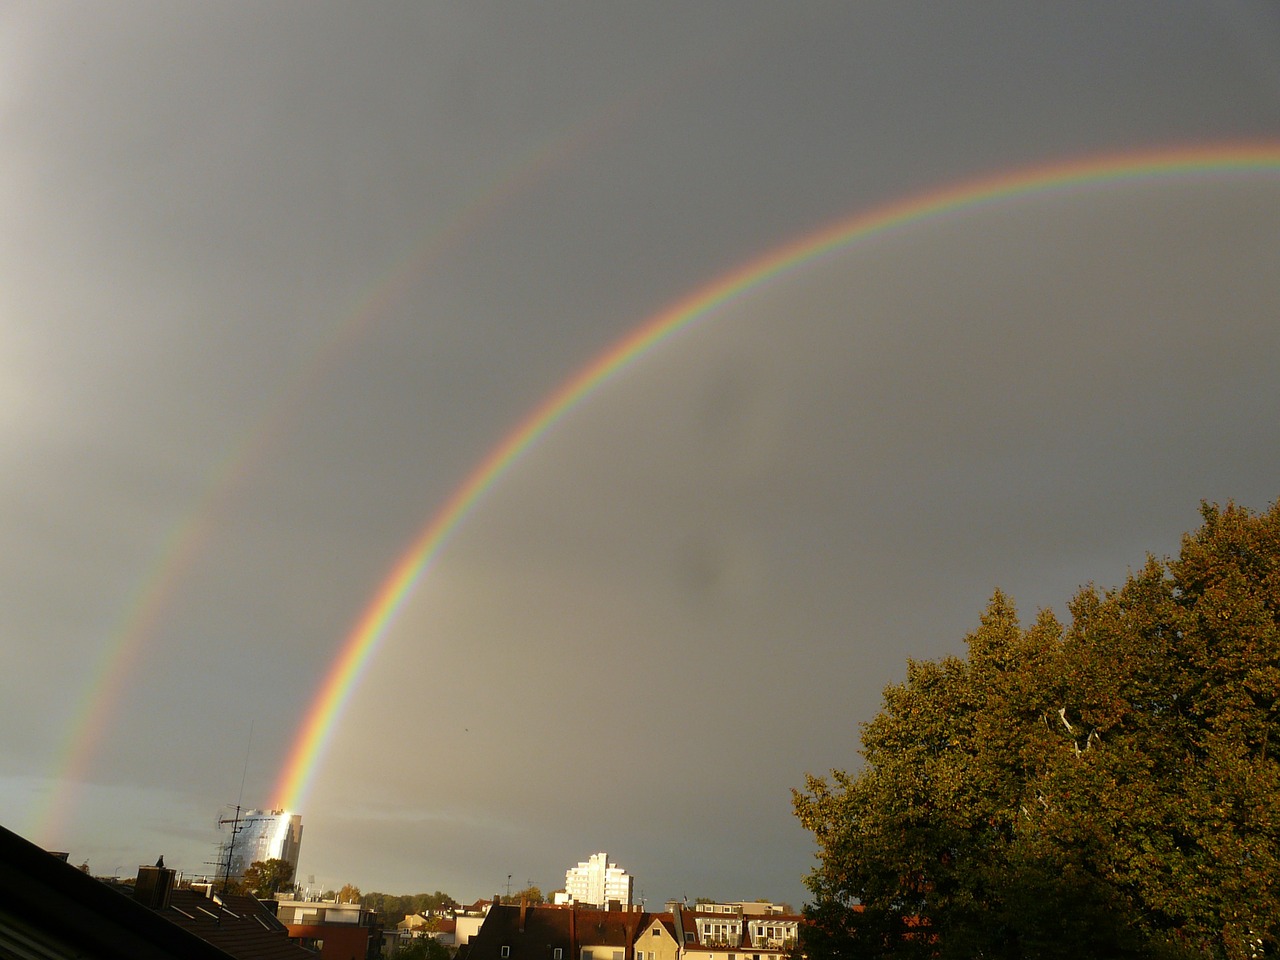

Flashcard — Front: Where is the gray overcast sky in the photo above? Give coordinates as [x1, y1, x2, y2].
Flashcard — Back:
[3, 1, 1280, 905]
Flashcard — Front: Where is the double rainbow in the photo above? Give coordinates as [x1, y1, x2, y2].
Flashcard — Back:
[270, 140, 1280, 810]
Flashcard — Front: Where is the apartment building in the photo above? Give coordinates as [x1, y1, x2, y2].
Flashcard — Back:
[560, 852, 634, 908]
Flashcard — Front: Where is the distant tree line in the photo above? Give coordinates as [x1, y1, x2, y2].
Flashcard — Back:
[362, 889, 460, 920]
[500, 886, 545, 905]
[794, 501, 1280, 959]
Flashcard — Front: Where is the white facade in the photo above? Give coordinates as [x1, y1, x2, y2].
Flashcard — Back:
[563, 852, 634, 907]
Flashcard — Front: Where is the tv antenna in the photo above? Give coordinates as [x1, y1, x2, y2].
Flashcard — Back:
[216, 804, 245, 897]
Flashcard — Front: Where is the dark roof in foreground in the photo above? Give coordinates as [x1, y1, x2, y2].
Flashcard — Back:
[0, 821, 237, 960]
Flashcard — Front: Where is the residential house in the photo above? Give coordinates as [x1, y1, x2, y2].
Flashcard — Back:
[634, 914, 681, 960]
[675, 908, 801, 960]
[385, 912, 458, 956]
[275, 895, 380, 960]
[133, 867, 314, 960]
[453, 897, 496, 949]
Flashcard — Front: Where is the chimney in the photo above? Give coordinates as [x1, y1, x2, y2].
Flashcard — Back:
[134, 865, 176, 910]
[624, 915, 638, 960]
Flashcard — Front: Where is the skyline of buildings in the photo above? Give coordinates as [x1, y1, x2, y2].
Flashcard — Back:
[47, 807, 797, 912]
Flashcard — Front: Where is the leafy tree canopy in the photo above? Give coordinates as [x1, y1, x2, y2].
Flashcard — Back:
[794, 501, 1280, 960]
[364, 890, 459, 920]
[393, 939, 452, 960]
[240, 858, 295, 898]
[337, 883, 362, 904]
[501, 885, 545, 905]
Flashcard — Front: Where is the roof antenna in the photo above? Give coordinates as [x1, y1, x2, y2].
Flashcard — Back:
[212, 722, 255, 922]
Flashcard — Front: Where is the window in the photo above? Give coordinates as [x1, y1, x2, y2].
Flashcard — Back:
[652, 929, 660, 937]
[554, 951, 563, 959]
[501, 947, 510, 958]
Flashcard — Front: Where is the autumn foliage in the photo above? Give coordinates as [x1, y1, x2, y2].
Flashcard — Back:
[794, 501, 1280, 959]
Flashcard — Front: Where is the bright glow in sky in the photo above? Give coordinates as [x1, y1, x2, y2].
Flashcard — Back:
[3, 2, 1279, 906]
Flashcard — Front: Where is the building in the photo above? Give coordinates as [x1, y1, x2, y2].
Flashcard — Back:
[635, 914, 683, 960]
[670, 904, 801, 960]
[461, 903, 804, 960]
[453, 898, 495, 949]
[217, 809, 303, 882]
[132, 865, 314, 960]
[560, 852, 634, 908]
[385, 913, 458, 957]
[667, 901, 788, 917]
[274, 895, 380, 960]
[462, 902, 642, 960]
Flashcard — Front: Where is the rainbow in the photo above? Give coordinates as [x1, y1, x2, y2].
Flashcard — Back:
[270, 140, 1280, 810]
[34, 24, 774, 845]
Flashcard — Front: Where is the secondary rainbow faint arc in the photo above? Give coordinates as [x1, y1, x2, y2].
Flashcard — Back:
[271, 140, 1280, 811]
[31, 123, 591, 848]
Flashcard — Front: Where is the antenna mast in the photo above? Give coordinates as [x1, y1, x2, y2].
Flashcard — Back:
[218, 805, 243, 897]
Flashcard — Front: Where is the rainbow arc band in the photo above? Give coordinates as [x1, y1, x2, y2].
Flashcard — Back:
[262, 140, 1280, 810]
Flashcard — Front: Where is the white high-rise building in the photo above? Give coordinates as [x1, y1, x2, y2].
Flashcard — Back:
[562, 852, 633, 907]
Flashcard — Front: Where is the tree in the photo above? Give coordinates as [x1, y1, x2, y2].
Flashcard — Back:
[794, 501, 1280, 960]
[337, 883, 362, 904]
[364, 890, 459, 921]
[240, 858, 295, 898]
[414, 890, 458, 914]
[393, 939, 451, 960]
[501, 885, 545, 905]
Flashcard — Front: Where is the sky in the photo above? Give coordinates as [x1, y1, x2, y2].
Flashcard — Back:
[2, 1, 1280, 908]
